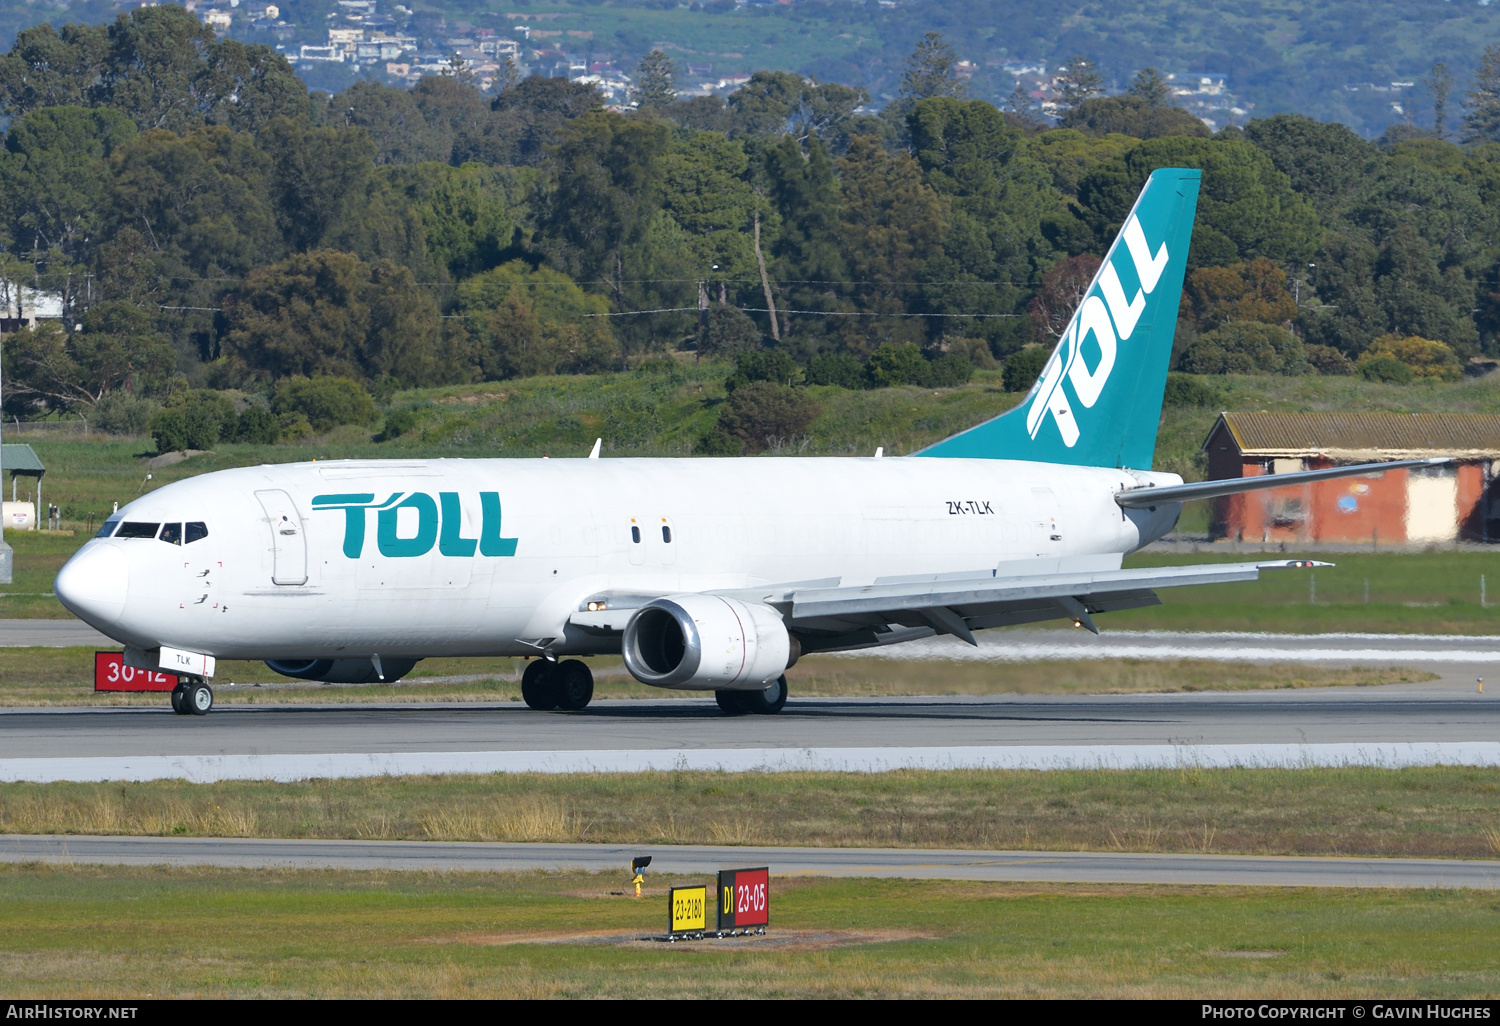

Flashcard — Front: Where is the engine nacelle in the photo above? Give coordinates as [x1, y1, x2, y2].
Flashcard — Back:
[622, 594, 790, 690]
[265, 657, 417, 684]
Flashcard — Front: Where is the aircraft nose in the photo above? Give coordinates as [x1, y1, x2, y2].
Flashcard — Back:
[56, 543, 129, 626]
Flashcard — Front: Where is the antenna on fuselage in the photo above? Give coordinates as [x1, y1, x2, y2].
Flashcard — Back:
[588, 438, 602, 459]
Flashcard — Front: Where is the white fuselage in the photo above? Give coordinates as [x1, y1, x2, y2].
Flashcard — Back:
[57, 456, 1181, 662]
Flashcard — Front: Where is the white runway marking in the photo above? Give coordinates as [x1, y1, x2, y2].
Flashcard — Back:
[849, 630, 1500, 663]
[2, 741, 1497, 783]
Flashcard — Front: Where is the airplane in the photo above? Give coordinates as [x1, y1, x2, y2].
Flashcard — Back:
[55, 168, 1443, 716]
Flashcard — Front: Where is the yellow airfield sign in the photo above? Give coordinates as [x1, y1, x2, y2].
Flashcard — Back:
[669, 885, 707, 933]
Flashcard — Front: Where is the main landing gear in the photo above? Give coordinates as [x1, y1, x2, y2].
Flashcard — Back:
[170, 678, 214, 716]
[716, 676, 788, 716]
[521, 658, 595, 711]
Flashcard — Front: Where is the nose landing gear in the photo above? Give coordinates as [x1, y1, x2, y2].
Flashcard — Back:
[171, 678, 214, 716]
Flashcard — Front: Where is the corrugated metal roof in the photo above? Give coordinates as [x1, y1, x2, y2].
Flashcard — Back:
[1205, 412, 1500, 459]
[0, 444, 45, 474]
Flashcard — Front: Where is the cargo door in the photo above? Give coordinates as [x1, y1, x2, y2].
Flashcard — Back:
[256, 489, 308, 586]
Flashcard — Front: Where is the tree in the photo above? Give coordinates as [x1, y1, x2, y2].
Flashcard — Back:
[484, 75, 603, 167]
[1128, 67, 1171, 108]
[1076, 136, 1322, 270]
[1359, 333, 1462, 380]
[0, 22, 109, 119]
[1027, 254, 1101, 342]
[221, 249, 446, 385]
[830, 136, 948, 351]
[5, 302, 175, 413]
[1183, 259, 1298, 331]
[713, 380, 820, 452]
[271, 376, 377, 431]
[901, 33, 966, 102]
[412, 74, 489, 164]
[0, 106, 136, 267]
[1059, 96, 1209, 140]
[95, 5, 215, 132]
[1056, 55, 1104, 109]
[257, 117, 375, 252]
[455, 260, 617, 378]
[724, 70, 804, 137]
[1178, 321, 1307, 375]
[633, 50, 678, 113]
[537, 112, 676, 325]
[1426, 60, 1453, 140]
[333, 80, 448, 165]
[1243, 114, 1382, 219]
[1463, 44, 1500, 146]
[382, 162, 520, 279]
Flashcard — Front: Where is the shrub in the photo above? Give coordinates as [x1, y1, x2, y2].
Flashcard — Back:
[92, 392, 158, 436]
[1304, 344, 1355, 375]
[1002, 345, 1051, 392]
[919, 351, 974, 388]
[725, 348, 799, 392]
[866, 343, 926, 387]
[714, 381, 821, 452]
[232, 406, 280, 444]
[696, 304, 762, 357]
[804, 352, 867, 389]
[1178, 321, 1308, 375]
[1359, 334, 1462, 381]
[1162, 373, 1223, 407]
[149, 391, 235, 453]
[1358, 355, 1413, 384]
[272, 376, 378, 432]
[377, 406, 425, 442]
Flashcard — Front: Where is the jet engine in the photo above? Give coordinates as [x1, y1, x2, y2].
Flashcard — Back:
[622, 594, 791, 690]
[265, 657, 418, 684]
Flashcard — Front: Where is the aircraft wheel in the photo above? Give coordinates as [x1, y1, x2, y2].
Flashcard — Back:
[555, 659, 594, 711]
[170, 684, 190, 715]
[715, 690, 749, 716]
[187, 682, 214, 716]
[742, 676, 788, 715]
[521, 659, 559, 710]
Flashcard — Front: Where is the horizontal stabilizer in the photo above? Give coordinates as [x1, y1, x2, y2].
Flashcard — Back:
[1114, 457, 1453, 509]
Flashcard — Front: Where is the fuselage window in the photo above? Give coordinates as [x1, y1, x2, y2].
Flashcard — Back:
[186, 522, 208, 544]
[95, 518, 121, 538]
[662, 525, 672, 543]
[116, 522, 160, 539]
[159, 523, 182, 545]
[631, 526, 641, 544]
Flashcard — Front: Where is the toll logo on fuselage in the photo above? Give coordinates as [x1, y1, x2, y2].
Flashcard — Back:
[312, 492, 518, 558]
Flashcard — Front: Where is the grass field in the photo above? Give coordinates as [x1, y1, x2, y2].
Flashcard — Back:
[0, 644, 1424, 705]
[5, 767, 1496, 859]
[1, 865, 1495, 998]
[10, 366, 1500, 631]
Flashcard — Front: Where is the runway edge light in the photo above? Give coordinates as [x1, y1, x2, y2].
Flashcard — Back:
[717, 867, 769, 935]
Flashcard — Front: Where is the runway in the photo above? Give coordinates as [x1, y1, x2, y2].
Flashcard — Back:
[3, 834, 1496, 888]
[1, 689, 1498, 780]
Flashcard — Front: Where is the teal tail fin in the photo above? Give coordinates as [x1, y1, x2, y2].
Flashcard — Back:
[917, 167, 1201, 470]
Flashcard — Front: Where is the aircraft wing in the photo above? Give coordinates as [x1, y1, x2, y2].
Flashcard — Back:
[572, 557, 1327, 653]
[744, 558, 1325, 648]
[1115, 457, 1451, 509]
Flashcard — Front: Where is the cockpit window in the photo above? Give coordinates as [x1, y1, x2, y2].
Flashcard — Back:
[186, 521, 208, 544]
[116, 522, 160, 539]
[159, 523, 182, 545]
[95, 518, 120, 539]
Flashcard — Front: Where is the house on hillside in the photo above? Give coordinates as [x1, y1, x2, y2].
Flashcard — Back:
[1202, 412, 1500, 545]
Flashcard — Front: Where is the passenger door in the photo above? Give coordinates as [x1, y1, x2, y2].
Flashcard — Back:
[256, 489, 308, 586]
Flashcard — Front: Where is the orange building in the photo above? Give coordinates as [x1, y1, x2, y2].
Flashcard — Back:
[1202, 413, 1500, 545]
